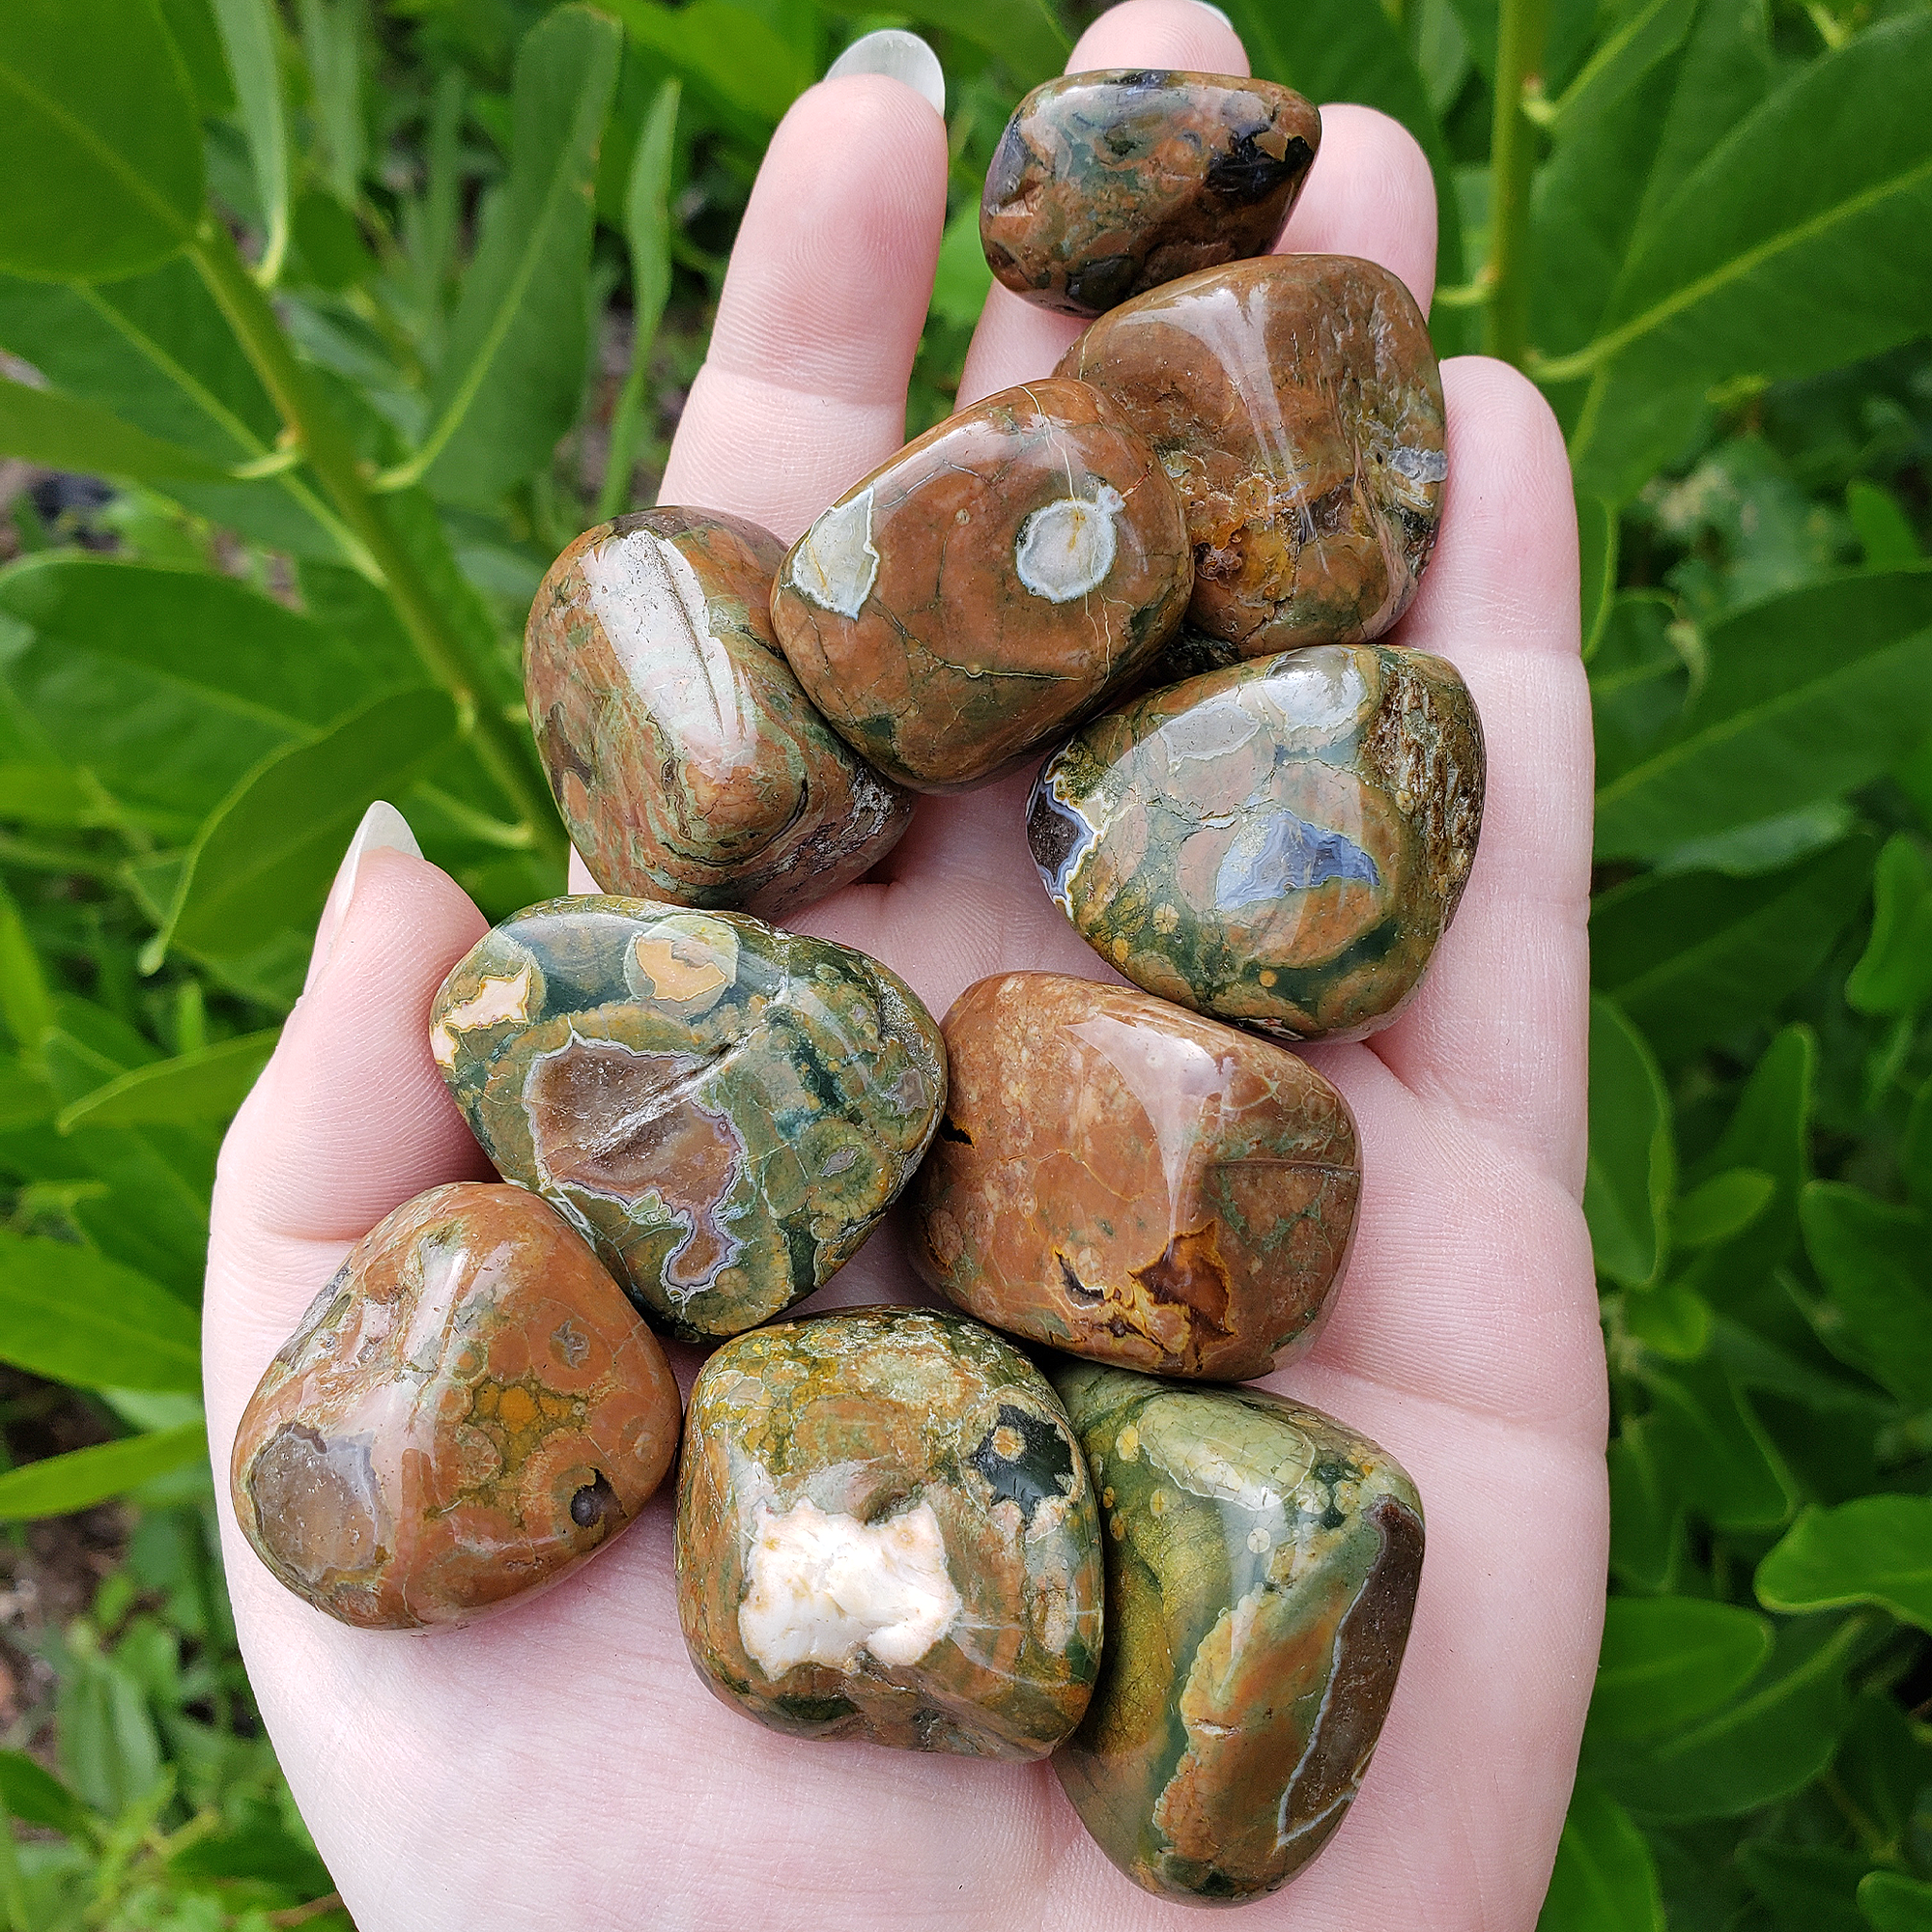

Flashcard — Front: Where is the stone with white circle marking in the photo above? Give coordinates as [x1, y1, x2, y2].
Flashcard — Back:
[1014, 487, 1123, 603]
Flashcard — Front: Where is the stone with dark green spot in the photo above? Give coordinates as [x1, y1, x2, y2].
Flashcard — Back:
[1054, 1362, 1424, 1904]
[429, 896, 946, 1340]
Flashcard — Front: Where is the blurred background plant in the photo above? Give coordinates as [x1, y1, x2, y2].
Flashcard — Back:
[0, 0, 1927, 1922]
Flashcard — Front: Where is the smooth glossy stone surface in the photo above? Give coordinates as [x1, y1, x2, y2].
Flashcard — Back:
[231, 1183, 680, 1631]
[430, 897, 946, 1340]
[910, 973, 1359, 1380]
[1030, 645, 1484, 1042]
[1055, 1364, 1423, 1904]
[770, 378, 1192, 791]
[526, 508, 914, 923]
[981, 71, 1319, 318]
[675, 1305, 1102, 1757]
[1057, 255, 1444, 652]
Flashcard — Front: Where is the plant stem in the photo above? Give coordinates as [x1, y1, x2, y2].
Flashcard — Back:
[1485, 0, 1551, 366]
[188, 218, 566, 867]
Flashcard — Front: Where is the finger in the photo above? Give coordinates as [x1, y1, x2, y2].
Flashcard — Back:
[658, 73, 949, 539]
[1275, 103, 1436, 312]
[1376, 357, 1592, 1194]
[958, 0, 1251, 407]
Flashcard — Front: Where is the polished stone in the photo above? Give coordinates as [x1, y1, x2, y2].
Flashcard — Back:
[981, 70, 1319, 318]
[430, 897, 946, 1339]
[1055, 1364, 1423, 1904]
[675, 1306, 1102, 1756]
[526, 508, 913, 922]
[910, 972, 1358, 1380]
[1030, 644, 1484, 1041]
[1058, 255, 1445, 652]
[770, 378, 1192, 791]
[230, 1183, 680, 1630]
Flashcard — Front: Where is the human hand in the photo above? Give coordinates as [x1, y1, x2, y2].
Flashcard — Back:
[204, 4, 1606, 1923]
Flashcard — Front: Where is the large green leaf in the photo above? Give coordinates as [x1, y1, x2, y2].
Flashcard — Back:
[607, 0, 811, 128]
[1861, 1872, 1932, 1932]
[0, 376, 237, 483]
[1757, 1497, 1932, 1634]
[1846, 834, 1932, 1016]
[209, 0, 290, 281]
[1640, 1357, 1796, 1531]
[893, 0, 1067, 83]
[0, 1420, 207, 1520]
[1548, 0, 1695, 144]
[1591, 1597, 1774, 1741]
[57, 1028, 277, 1132]
[1800, 1182, 1932, 1408]
[0, 0, 204, 281]
[416, 5, 622, 507]
[0, 1228, 199, 1391]
[1606, 1414, 1683, 1594]
[1596, 571, 1932, 859]
[1536, 1779, 1665, 1932]
[0, 1750, 92, 1839]
[1584, 993, 1674, 1287]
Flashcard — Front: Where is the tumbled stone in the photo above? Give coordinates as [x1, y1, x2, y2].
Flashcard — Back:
[981, 70, 1319, 318]
[430, 897, 946, 1340]
[1058, 255, 1445, 652]
[1055, 1364, 1423, 1904]
[1030, 645, 1484, 1041]
[910, 972, 1358, 1380]
[525, 508, 913, 923]
[675, 1305, 1102, 1756]
[230, 1183, 680, 1631]
[770, 378, 1192, 792]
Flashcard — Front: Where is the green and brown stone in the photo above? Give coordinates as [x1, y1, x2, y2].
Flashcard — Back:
[1055, 1364, 1424, 1904]
[430, 897, 946, 1340]
[1030, 645, 1484, 1041]
[231, 1183, 681, 1631]
[526, 508, 913, 922]
[1058, 255, 1445, 652]
[981, 71, 1319, 319]
[909, 972, 1359, 1380]
[769, 378, 1192, 792]
[675, 1306, 1102, 1757]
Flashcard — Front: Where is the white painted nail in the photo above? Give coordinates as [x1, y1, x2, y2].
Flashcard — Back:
[1193, 1, 1236, 28]
[826, 29, 946, 118]
[305, 800, 421, 992]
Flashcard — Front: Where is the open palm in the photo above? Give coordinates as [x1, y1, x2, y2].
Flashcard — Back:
[204, 4, 1605, 1924]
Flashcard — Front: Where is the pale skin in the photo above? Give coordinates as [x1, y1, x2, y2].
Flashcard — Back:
[203, 4, 1607, 1924]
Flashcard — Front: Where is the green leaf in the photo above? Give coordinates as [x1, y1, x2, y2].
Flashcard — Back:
[0, 1228, 200, 1391]
[0, 876, 53, 1056]
[1674, 1169, 1774, 1249]
[1740, 1844, 1872, 1932]
[1758, 1497, 1932, 1633]
[56, 1027, 277, 1131]
[0, 375, 241, 483]
[0, 1749, 93, 1839]
[890, 0, 1068, 82]
[415, 5, 621, 507]
[1595, 571, 1932, 859]
[1536, 1778, 1665, 1931]
[1585, 993, 1675, 1286]
[606, 0, 811, 128]
[1606, 1414, 1683, 1594]
[1578, 492, 1619, 661]
[209, 0, 290, 282]
[1591, 841, 1877, 1065]
[0, 1420, 207, 1520]
[1800, 1182, 1932, 1408]
[1624, 1279, 1713, 1360]
[1641, 1357, 1796, 1530]
[1848, 480, 1922, 569]
[1861, 1872, 1932, 1932]
[1591, 1597, 1773, 1741]
[0, 0, 205, 281]
[931, 202, 993, 331]
[157, 686, 458, 963]
[1548, 0, 1695, 144]
[1847, 834, 1932, 1016]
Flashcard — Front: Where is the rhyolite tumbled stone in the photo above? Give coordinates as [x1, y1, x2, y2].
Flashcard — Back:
[1054, 1364, 1424, 1904]
[1057, 255, 1445, 653]
[910, 972, 1359, 1380]
[770, 378, 1192, 792]
[430, 897, 946, 1340]
[981, 71, 1320, 318]
[526, 508, 913, 922]
[675, 1305, 1102, 1757]
[230, 1183, 680, 1631]
[1031, 644, 1484, 1042]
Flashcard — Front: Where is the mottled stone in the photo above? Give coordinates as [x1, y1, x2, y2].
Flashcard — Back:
[1055, 1364, 1423, 1904]
[430, 897, 946, 1340]
[230, 1183, 679, 1631]
[675, 1306, 1102, 1756]
[1057, 255, 1445, 652]
[770, 378, 1192, 792]
[1031, 645, 1484, 1042]
[981, 71, 1319, 318]
[526, 508, 914, 922]
[910, 973, 1358, 1379]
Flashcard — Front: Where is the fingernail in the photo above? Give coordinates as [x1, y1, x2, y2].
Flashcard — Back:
[826, 29, 946, 118]
[304, 800, 421, 993]
[1193, 1, 1235, 27]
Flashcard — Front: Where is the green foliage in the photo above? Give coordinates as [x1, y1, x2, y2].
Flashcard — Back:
[0, 0, 1927, 1921]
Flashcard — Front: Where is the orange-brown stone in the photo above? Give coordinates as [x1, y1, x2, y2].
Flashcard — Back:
[230, 1183, 680, 1630]
[909, 973, 1359, 1379]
